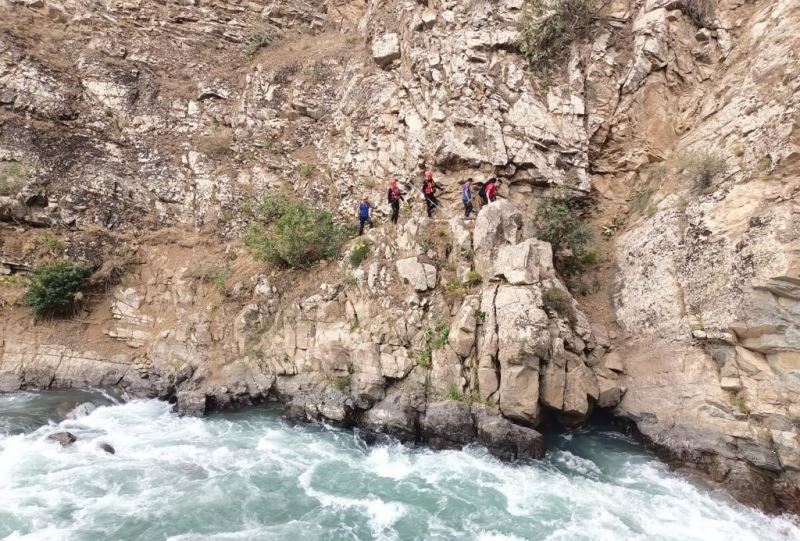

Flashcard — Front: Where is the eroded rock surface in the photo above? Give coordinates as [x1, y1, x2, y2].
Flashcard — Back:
[0, 0, 797, 514]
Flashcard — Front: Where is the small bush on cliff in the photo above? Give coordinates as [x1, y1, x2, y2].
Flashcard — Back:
[245, 194, 349, 269]
[675, 0, 716, 27]
[681, 151, 727, 189]
[426, 323, 450, 350]
[534, 199, 594, 277]
[519, 0, 604, 71]
[542, 287, 576, 323]
[26, 261, 92, 317]
[349, 239, 370, 268]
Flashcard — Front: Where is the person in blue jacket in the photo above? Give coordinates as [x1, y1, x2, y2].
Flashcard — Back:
[356, 196, 373, 236]
[462, 178, 474, 218]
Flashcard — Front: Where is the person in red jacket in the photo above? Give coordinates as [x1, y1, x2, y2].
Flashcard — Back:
[387, 178, 404, 225]
[485, 178, 502, 202]
[421, 171, 443, 218]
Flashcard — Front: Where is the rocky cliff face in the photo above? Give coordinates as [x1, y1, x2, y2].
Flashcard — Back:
[0, 0, 798, 514]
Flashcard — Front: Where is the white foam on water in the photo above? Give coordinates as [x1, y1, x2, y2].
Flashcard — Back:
[298, 464, 407, 538]
[1, 398, 800, 541]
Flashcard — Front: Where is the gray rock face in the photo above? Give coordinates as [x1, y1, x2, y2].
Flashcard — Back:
[175, 391, 207, 417]
[422, 401, 476, 449]
[475, 410, 546, 461]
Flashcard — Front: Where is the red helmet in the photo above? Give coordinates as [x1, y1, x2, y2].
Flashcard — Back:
[425, 171, 433, 179]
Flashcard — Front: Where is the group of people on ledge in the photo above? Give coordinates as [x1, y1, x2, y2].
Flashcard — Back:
[356, 171, 503, 235]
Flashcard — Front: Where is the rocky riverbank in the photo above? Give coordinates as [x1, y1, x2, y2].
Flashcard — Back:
[1, 0, 799, 516]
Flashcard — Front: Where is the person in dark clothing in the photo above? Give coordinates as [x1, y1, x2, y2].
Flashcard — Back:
[356, 196, 373, 235]
[422, 171, 443, 218]
[461, 178, 474, 218]
[477, 180, 489, 205]
[387, 178, 404, 225]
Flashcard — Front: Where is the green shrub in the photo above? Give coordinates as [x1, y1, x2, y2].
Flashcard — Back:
[37, 233, 64, 255]
[535, 199, 595, 276]
[464, 271, 482, 286]
[425, 323, 450, 350]
[417, 348, 432, 368]
[518, 0, 602, 71]
[349, 239, 370, 268]
[474, 309, 486, 323]
[444, 279, 466, 294]
[25, 261, 92, 317]
[244, 29, 279, 56]
[244, 195, 349, 269]
[682, 151, 727, 189]
[445, 384, 462, 401]
[542, 287, 576, 323]
[209, 266, 232, 295]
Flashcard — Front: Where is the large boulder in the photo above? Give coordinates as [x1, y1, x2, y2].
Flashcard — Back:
[175, 390, 207, 417]
[475, 407, 545, 460]
[422, 401, 476, 449]
[360, 394, 419, 444]
[395, 257, 437, 291]
[371, 33, 401, 67]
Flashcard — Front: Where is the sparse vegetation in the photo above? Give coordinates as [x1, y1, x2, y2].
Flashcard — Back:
[0, 161, 30, 196]
[681, 151, 727, 189]
[756, 155, 772, 171]
[417, 348, 432, 368]
[464, 271, 482, 286]
[243, 29, 279, 56]
[542, 287, 576, 323]
[535, 198, 595, 277]
[444, 279, 467, 296]
[730, 391, 750, 415]
[209, 265, 232, 295]
[445, 384, 462, 401]
[474, 309, 486, 323]
[198, 125, 234, 157]
[675, 0, 716, 27]
[426, 323, 450, 350]
[37, 233, 65, 255]
[245, 193, 349, 269]
[349, 239, 370, 268]
[632, 187, 656, 217]
[518, 0, 604, 72]
[444, 385, 492, 405]
[296, 163, 317, 178]
[25, 260, 92, 317]
[330, 375, 351, 394]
